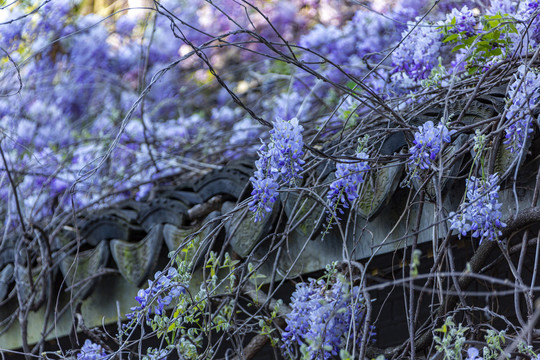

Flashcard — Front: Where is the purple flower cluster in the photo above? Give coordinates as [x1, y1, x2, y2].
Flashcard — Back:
[504, 66, 540, 153]
[295, 3, 420, 97]
[408, 121, 452, 174]
[0, 0, 322, 229]
[487, 0, 516, 15]
[517, 0, 540, 47]
[282, 278, 368, 359]
[446, 6, 477, 35]
[249, 117, 305, 222]
[392, 21, 443, 80]
[270, 117, 306, 183]
[77, 340, 108, 360]
[465, 347, 481, 360]
[327, 152, 370, 214]
[449, 174, 506, 244]
[127, 268, 187, 321]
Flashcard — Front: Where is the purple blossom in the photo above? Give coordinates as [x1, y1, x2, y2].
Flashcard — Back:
[446, 6, 477, 35]
[436, 0, 480, 13]
[392, 0, 429, 22]
[327, 151, 370, 215]
[127, 268, 187, 321]
[296, 8, 400, 87]
[249, 163, 280, 222]
[408, 121, 452, 174]
[211, 106, 242, 126]
[504, 65, 540, 152]
[0, 8, 26, 49]
[116, 16, 136, 36]
[299, 24, 343, 64]
[465, 347, 481, 360]
[77, 340, 108, 360]
[0, 0, 329, 230]
[449, 174, 506, 244]
[268, 92, 304, 120]
[517, 0, 540, 47]
[249, 117, 305, 222]
[282, 278, 368, 360]
[487, 0, 516, 15]
[226, 117, 263, 159]
[270, 117, 305, 183]
[392, 21, 443, 80]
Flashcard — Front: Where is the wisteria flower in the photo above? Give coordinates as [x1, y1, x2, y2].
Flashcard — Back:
[392, 20, 443, 80]
[446, 6, 477, 35]
[282, 277, 369, 360]
[269, 117, 305, 183]
[408, 120, 452, 176]
[488, 0, 516, 15]
[249, 117, 305, 222]
[504, 65, 539, 153]
[517, 0, 540, 47]
[327, 151, 370, 216]
[77, 340, 108, 360]
[465, 347, 481, 360]
[449, 174, 506, 244]
[249, 145, 280, 223]
[126, 268, 188, 321]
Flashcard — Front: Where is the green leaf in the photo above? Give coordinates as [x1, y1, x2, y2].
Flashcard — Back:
[463, 35, 478, 46]
[451, 44, 467, 52]
[443, 33, 459, 43]
[509, 23, 518, 33]
[488, 48, 503, 56]
[467, 66, 478, 75]
[346, 81, 357, 90]
[483, 32, 496, 41]
[339, 349, 352, 360]
[489, 20, 498, 28]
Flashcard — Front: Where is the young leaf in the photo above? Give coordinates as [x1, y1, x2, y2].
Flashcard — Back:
[443, 33, 459, 43]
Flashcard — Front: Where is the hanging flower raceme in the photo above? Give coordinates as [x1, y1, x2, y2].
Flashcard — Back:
[445, 6, 477, 36]
[504, 65, 540, 153]
[392, 21, 443, 80]
[517, 0, 540, 47]
[126, 268, 188, 322]
[449, 173, 506, 244]
[249, 117, 305, 222]
[249, 153, 279, 222]
[327, 151, 370, 217]
[281, 277, 370, 360]
[77, 340, 109, 360]
[408, 120, 452, 175]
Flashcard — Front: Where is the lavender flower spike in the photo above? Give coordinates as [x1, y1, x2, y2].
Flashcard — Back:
[77, 339, 108, 360]
[449, 174, 506, 244]
[408, 120, 452, 175]
[269, 117, 305, 184]
[126, 267, 187, 321]
[392, 21, 443, 80]
[465, 347, 481, 360]
[503, 65, 540, 153]
[445, 6, 477, 36]
[249, 117, 305, 222]
[281, 277, 370, 360]
[327, 151, 370, 215]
